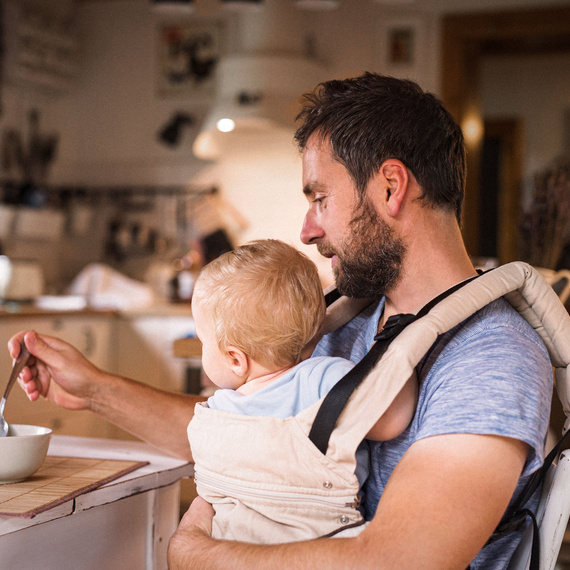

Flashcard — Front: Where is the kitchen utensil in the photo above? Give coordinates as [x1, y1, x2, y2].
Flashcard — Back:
[0, 424, 52, 483]
[0, 342, 31, 438]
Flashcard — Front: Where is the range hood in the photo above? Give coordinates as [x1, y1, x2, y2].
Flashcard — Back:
[192, 53, 327, 160]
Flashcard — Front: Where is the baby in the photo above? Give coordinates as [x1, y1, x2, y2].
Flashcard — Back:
[187, 239, 417, 543]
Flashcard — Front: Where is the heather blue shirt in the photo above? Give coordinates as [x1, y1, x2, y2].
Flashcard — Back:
[313, 297, 552, 569]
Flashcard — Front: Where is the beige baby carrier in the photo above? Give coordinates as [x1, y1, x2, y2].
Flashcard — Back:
[188, 262, 570, 550]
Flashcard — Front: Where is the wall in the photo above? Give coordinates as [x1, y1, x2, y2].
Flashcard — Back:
[480, 51, 570, 207]
[0, 0, 444, 288]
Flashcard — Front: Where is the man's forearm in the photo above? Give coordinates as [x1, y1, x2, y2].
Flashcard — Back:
[168, 525, 364, 570]
[90, 372, 202, 459]
[168, 433, 529, 569]
[168, 497, 368, 570]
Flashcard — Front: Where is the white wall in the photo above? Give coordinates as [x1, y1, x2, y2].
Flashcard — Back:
[18, 0, 437, 285]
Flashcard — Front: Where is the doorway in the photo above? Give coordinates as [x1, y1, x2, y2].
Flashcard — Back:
[478, 118, 523, 263]
[441, 6, 570, 261]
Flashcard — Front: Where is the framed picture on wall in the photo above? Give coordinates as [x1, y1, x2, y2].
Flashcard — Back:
[376, 16, 427, 84]
[388, 26, 415, 65]
[156, 22, 220, 100]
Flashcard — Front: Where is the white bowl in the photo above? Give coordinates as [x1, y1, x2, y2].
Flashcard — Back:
[0, 425, 52, 484]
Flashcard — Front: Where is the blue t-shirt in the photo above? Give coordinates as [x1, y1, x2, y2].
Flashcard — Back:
[313, 297, 552, 569]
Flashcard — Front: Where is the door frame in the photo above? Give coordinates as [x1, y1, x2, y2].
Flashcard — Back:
[441, 6, 570, 257]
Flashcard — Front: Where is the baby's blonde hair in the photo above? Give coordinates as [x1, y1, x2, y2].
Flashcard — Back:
[192, 239, 325, 369]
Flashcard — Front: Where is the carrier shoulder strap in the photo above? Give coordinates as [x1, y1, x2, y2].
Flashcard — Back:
[309, 272, 483, 454]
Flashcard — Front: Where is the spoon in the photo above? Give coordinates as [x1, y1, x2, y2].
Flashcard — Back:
[0, 342, 31, 437]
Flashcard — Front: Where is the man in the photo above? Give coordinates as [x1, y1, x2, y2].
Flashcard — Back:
[11, 74, 551, 569]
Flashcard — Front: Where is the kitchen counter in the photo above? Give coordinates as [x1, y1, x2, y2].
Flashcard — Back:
[0, 435, 193, 570]
[0, 300, 192, 319]
[0, 303, 116, 318]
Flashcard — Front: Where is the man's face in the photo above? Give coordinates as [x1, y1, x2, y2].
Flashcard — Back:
[300, 136, 405, 299]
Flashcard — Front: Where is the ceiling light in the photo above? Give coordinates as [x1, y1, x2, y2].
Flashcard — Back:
[216, 118, 236, 132]
[193, 55, 326, 160]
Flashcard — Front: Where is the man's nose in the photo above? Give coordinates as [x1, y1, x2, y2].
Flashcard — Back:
[300, 211, 324, 245]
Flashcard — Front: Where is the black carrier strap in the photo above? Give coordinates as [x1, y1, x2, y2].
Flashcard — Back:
[309, 273, 483, 454]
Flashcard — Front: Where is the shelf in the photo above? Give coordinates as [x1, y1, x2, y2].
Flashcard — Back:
[173, 336, 202, 358]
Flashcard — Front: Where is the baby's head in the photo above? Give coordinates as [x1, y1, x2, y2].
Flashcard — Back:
[192, 239, 325, 370]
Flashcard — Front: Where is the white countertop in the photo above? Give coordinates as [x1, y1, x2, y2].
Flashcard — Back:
[0, 435, 194, 537]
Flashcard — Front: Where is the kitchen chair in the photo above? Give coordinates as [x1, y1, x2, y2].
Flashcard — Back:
[534, 268, 570, 306]
[551, 270, 570, 307]
[501, 266, 570, 569]
[507, 450, 570, 570]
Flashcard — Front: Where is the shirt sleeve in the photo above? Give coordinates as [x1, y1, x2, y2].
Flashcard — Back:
[416, 321, 552, 476]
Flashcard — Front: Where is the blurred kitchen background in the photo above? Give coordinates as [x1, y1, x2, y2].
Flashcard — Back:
[0, 0, 569, 298]
[0, 0, 567, 424]
[0, 0, 568, 547]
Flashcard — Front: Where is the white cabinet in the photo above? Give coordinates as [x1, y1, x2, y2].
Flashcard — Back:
[106, 310, 194, 442]
[0, 313, 115, 438]
[115, 312, 194, 394]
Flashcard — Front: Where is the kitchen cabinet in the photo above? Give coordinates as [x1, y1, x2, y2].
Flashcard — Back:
[115, 310, 194, 394]
[0, 312, 115, 438]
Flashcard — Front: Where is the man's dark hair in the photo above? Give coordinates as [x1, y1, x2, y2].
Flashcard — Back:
[294, 73, 466, 222]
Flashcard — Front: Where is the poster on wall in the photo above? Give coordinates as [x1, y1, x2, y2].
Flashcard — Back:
[387, 26, 415, 66]
[156, 23, 220, 100]
[376, 16, 427, 87]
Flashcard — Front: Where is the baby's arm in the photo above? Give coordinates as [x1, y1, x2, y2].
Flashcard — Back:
[366, 372, 418, 441]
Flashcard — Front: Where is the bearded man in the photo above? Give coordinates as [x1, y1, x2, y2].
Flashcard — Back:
[11, 74, 551, 570]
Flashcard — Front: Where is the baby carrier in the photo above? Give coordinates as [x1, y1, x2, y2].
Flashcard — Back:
[188, 262, 570, 556]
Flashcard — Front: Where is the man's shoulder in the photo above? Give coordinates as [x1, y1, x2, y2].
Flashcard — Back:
[447, 297, 548, 353]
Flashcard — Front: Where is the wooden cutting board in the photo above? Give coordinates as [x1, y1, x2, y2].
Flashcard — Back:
[0, 456, 149, 519]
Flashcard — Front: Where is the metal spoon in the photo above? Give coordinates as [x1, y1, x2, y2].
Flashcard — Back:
[0, 342, 31, 437]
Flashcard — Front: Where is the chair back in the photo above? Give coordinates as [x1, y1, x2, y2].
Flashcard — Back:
[508, 451, 570, 569]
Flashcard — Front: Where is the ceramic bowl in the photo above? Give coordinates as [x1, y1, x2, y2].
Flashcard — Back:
[0, 425, 52, 484]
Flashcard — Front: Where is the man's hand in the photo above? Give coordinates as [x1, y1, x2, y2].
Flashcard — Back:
[168, 497, 215, 569]
[9, 330, 104, 411]
[8, 329, 200, 460]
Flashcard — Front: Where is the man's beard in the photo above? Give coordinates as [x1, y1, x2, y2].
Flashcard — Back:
[318, 200, 406, 299]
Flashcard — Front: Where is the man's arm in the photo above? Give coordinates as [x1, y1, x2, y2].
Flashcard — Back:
[10, 330, 201, 459]
[367, 373, 418, 441]
[168, 432, 528, 568]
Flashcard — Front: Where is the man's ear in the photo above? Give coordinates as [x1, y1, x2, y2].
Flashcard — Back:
[225, 346, 249, 377]
[379, 159, 409, 217]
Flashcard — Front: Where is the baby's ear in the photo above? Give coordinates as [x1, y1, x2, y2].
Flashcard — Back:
[301, 333, 322, 361]
[226, 346, 249, 377]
